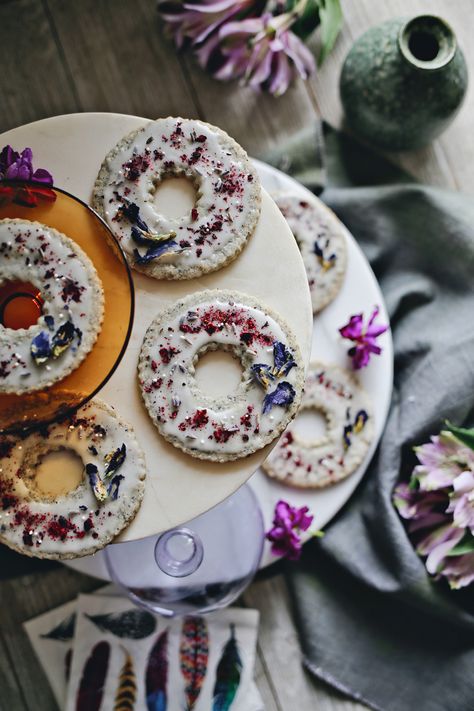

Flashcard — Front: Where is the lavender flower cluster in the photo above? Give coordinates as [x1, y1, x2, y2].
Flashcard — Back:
[393, 425, 474, 590]
[158, 0, 342, 96]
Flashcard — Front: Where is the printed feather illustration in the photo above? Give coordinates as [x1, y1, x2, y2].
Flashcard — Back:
[212, 625, 243, 711]
[76, 640, 110, 711]
[40, 612, 76, 642]
[180, 616, 209, 710]
[146, 629, 169, 711]
[85, 609, 157, 639]
[113, 647, 137, 711]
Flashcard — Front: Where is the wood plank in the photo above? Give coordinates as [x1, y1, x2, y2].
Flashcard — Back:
[0, 0, 78, 133]
[0, 568, 100, 711]
[46, 0, 198, 119]
[180, 52, 320, 158]
[243, 576, 368, 710]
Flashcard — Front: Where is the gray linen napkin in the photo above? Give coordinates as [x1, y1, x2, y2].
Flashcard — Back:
[263, 124, 474, 711]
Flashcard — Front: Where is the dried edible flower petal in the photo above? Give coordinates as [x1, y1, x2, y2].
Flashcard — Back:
[262, 381, 295, 414]
[86, 463, 108, 503]
[31, 331, 51, 365]
[272, 341, 296, 377]
[133, 241, 182, 264]
[51, 321, 76, 358]
[251, 363, 275, 390]
[339, 306, 388, 370]
[103, 443, 127, 479]
[107, 474, 124, 501]
[131, 225, 177, 246]
[120, 202, 149, 232]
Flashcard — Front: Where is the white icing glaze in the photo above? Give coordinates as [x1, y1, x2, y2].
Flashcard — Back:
[0, 399, 146, 558]
[273, 193, 347, 313]
[0, 219, 104, 393]
[99, 118, 260, 275]
[263, 363, 373, 488]
[138, 291, 304, 459]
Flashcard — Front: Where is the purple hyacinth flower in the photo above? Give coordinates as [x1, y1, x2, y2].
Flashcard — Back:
[339, 306, 388, 369]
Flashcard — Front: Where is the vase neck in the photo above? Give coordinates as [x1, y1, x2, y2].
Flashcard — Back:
[398, 15, 456, 71]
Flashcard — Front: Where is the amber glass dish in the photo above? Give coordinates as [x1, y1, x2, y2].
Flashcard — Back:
[0, 184, 134, 434]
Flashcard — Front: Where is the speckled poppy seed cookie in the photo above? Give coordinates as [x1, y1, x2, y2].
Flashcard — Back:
[92, 117, 261, 280]
[262, 362, 373, 488]
[0, 218, 104, 394]
[138, 289, 305, 462]
[273, 193, 347, 313]
[0, 399, 146, 559]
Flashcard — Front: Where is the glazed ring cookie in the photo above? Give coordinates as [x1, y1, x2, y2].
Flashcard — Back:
[273, 193, 347, 313]
[92, 117, 261, 280]
[138, 290, 304, 462]
[0, 399, 146, 559]
[262, 362, 373, 488]
[0, 219, 104, 394]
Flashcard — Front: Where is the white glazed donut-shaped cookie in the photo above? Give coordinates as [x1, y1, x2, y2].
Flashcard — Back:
[138, 290, 305, 462]
[0, 219, 104, 394]
[0, 399, 146, 559]
[92, 117, 261, 280]
[273, 194, 347, 313]
[262, 363, 373, 488]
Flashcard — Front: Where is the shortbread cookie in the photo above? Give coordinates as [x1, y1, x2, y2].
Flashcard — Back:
[0, 399, 146, 559]
[92, 117, 261, 280]
[273, 193, 347, 313]
[262, 362, 373, 488]
[138, 290, 304, 461]
[0, 219, 104, 393]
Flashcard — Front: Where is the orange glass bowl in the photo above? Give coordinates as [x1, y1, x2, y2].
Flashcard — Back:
[0, 184, 134, 434]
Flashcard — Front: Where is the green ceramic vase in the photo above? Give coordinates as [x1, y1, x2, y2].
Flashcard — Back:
[340, 15, 468, 151]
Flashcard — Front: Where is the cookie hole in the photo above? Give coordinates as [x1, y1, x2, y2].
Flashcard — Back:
[292, 408, 328, 446]
[34, 448, 84, 498]
[152, 176, 197, 220]
[0, 280, 43, 330]
[194, 349, 242, 398]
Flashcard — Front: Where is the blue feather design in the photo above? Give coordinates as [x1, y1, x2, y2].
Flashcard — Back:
[212, 624, 243, 711]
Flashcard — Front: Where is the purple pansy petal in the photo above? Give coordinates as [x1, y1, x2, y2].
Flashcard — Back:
[32, 168, 54, 185]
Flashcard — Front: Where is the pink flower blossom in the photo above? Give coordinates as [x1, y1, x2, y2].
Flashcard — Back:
[339, 306, 388, 369]
[393, 426, 474, 590]
[265, 499, 314, 560]
[158, 0, 254, 48]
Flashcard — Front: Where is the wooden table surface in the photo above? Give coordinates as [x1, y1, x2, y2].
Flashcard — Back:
[1, 1, 473, 709]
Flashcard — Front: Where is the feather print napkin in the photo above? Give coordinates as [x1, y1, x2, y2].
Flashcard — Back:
[26, 591, 261, 711]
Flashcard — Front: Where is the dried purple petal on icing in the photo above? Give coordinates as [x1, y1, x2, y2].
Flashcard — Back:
[107, 474, 124, 501]
[272, 341, 296, 377]
[263, 382, 296, 414]
[31, 331, 51, 365]
[251, 363, 276, 390]
[120, 202, 149, 232]
[133, 240, 180, 264]
[86, 463, 108, 502]
[51, 320, 76, 358]
[103, 443, 127, 479]
[131, 225, 177, 246]
[44, 315, 55, 331]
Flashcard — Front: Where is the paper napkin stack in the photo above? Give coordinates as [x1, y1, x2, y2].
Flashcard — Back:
[24, 587, 264, 710]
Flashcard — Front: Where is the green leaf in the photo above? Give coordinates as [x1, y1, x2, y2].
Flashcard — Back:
[317, 0, 343, 64]
[445, 532, 474, 557]
[444, 421, 474, 451]
[285, 0, 321, 41]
